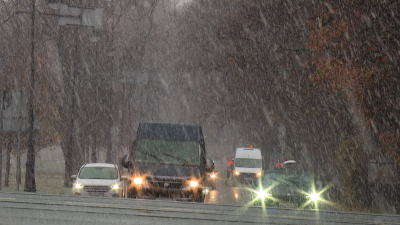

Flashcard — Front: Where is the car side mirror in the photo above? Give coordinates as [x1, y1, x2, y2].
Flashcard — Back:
[71, 175, 77, 180]
[121, 154, 131, 168]
[206, 158, 215, 172]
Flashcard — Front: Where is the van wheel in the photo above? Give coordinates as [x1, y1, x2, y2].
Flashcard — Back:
[193, 189, 204, 202]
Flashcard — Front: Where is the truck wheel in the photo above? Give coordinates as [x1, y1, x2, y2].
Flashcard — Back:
[127, 188, 141, 199]
[127, 189, 134, 198]
[193, 189, 204, 202]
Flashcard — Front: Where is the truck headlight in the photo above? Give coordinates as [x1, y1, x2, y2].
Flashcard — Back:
[234, 170, 240, 175]
[134, 177, 143, 185]
[74, 183, 83, 189]
[190, 180, 198, 187]
[256, 171, 263, 176]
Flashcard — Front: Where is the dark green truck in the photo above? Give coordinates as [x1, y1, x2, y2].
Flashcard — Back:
[121, 122, 214, 202]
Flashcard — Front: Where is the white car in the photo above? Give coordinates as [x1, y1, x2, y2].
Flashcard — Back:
[71, 163, 127, 198]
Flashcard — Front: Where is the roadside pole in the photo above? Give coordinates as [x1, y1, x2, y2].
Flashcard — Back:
[0, 91, 3, 191]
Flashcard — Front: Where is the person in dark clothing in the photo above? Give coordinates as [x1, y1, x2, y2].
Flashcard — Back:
[225, 158, 235, 184]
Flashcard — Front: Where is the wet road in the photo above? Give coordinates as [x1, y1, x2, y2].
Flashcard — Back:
[2, 190, 392, 225]
[2, 176, 400, 224]
[2, 161, 400, 225]
[204, 161, 256, 206]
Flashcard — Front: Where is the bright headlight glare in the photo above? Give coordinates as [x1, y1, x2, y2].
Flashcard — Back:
[234, 170, 240, 175]
[134, 177, 143, 185]
[257, 190, 270, 199]
[210, 173, 216, 178]
[74, 183, 83, 189]
[111, 184, 120, 190]
[257, 171, 262, 176]
[307, 192, 320, 201]
[190, 180, 198, 187]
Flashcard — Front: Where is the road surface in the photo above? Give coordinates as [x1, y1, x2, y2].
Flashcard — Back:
[1, 161, 400, 224]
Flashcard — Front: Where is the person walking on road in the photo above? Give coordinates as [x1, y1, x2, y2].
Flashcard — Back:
[225, 158, 235, 185]
[275, 158, 284, 169]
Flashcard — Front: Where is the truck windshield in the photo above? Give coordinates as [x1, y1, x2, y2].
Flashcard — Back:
[235, 158, 262, 168]
[79, 167, 118, 179]
[136, 139, 200, 165]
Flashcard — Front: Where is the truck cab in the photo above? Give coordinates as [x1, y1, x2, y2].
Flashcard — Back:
[232, 147, 263, 186]
[121, 122, 214, 202]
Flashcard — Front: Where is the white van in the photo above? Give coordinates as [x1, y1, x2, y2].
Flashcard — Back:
[233, 147, 263, 185]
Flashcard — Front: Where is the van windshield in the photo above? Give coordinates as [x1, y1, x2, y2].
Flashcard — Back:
[79, 167, 118, 179]
[136, 139, 200, 165]
[235, 158, 262, 168]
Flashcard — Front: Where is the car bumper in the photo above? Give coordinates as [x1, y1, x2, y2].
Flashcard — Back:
[72, 188, 123, 197]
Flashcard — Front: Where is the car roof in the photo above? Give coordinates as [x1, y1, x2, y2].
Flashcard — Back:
[83, 163, 117, 168]
[235, 147, 262, 159]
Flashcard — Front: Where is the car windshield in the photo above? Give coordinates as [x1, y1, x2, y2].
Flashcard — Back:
[78, 167, 118, 179]
[235, 158, 262, 168]
[136, 139, 200, 165]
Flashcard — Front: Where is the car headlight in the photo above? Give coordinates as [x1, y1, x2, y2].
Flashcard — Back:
[234, 170, 240, 175]
[110, 184, 120, 190]
[234, 193, 239, 199]
[307, 192, 320, 201]
[210, 173, 216, 178]
[257, 189, 271, 199]
[190, 180, 198, 187]
[74, 183, 83, 189]
[134, 177, 143, 185]
[256, 171, 263, 176]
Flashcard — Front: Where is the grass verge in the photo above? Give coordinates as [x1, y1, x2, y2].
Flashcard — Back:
[1, 171, 70, 195]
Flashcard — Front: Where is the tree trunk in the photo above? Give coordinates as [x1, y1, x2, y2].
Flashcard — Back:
[91, 132, 97, 163]
[106, 135, 113, 163]
[0, 140, 2, 191]
[106, 119, 114, 163]
[4, 141, 11, 187]
[58, 26, 86, 187]
[24, 0, 36, 193]
[61, 114, 85, 187]
[61, 140, 73, 187]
